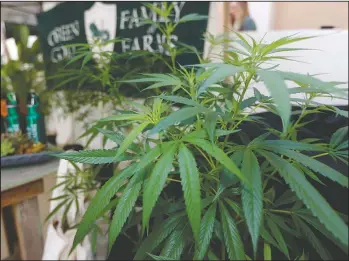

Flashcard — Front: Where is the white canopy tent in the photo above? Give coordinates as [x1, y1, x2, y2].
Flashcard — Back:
[1, 2, 41, 61]
[1, 2, 41, 26]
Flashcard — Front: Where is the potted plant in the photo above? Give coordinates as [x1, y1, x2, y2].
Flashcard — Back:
[53, 23, 349, 261]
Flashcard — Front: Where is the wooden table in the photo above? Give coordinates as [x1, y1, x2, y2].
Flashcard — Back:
[1, 159, 59, 260]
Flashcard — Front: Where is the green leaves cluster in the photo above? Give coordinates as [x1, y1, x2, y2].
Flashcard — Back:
[53, 4, 348, 260]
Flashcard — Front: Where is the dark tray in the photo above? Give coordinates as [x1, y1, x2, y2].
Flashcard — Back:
[1, 151, 59, 168]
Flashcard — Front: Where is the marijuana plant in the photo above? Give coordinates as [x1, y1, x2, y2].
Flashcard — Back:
[54, 29, 349, 260]
[49, 2, 349, 260]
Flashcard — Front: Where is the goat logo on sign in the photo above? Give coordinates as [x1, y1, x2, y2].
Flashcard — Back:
[84, 2, 117, 63]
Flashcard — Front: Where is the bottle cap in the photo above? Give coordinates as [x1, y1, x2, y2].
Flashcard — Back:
[27, 92, 39, 106]
[7, 93, 18, 105]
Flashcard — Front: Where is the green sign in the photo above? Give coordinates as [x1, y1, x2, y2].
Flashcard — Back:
[36, 2, 210, 90]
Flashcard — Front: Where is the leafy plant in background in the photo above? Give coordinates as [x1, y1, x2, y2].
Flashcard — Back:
[52, 3, 348, 261]
[1, 24, 52, 113]
[0, 132, 46, 156]
[48, 3, 208, 133]
[45, 162, 108, 255]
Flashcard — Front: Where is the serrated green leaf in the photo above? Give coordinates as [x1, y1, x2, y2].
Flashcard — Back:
[273, 190, 298, 207]
[205, 112, 218, 144]
[231, 31, 252, 51]
[194, 203, 217, 260]
[65, 52, 87, 66]
[198, 64, 243, 96]
[270, 148, 348, 187]
[97, 197, 119, 220]
[213, 220, 224, 241]
[258, 70, 291, 133]
[71, 165, 137, 253]
[143, 82, 178, 91]
[159, 95, 202, 107]
[224, 198, 244, 219]
[241, 150, 263, 255]
[81, 52, 92, 69]
[269, 47, 317, 54]
[96, 128, 124, 145]
[45, 198, 69, 222]
[91, 225, 98, 255]
[54, 149, 131, 164]
[120, 76, 171, 83]
[267, 213, 298, 237]
[49, 194, 69, 201]
[143, 144, 178, 229]
[183, 138, 247, 185]
[258, 140, 325, 152]
[261, 151, 349, 247]
[178, 13, 208, 23]
[149, 107, 203, 135]
[240, 97, 257, 110]
[108, 172, 144, 251]
[266, 218, 290, 259]
[134, 216, 183, 260]
[215, 129, 241, 137]
[121, 74, 181, 91]
[133, 143, 165, 173]
[279, 71, 347, 96]
[147, 253, 177, 261]
[297, 213, 348, 255]
[330, 126, 348, 149]
[207, 250, 219, 260]
[115, 122, 149, 159]
[208, 86, 233, 94]
[260, 224, 279, 249]
[219, 202, 245, 260]
[294, 215, 332, 260]
[178, 144, 201, 242]
[334, 108, 349, 118]
[159, 224, 186, 259]
[288, 87, 330, 95]
[61, 200, 74, 231]
[99, 113, 146, 122]
[261, 35, 314, 56]
[123, 100, 151, 114]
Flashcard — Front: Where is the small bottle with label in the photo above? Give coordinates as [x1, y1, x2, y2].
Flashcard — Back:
[26, 91, 47, 144]
[1, 91, 8, 134]
[5, 92, 21, 134]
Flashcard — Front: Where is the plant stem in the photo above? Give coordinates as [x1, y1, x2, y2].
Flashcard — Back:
[286, 104, 308, 140]
[269, 209, 293, 215]
[195, 145, 215, 169]
[312, 152, 329, 159]
[221, 244, 226, 260]
[166, 178, 181, 183]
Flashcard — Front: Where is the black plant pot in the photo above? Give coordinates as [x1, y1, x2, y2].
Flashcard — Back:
[63, 143, 84, 151]
[47, 134, 57, 145]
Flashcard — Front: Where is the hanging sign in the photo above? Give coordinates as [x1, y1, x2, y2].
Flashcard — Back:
[36, 1, 210, 89]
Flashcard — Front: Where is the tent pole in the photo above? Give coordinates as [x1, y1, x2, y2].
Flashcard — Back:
[223, 2, 231, 57]
[1, 21, 11, 60]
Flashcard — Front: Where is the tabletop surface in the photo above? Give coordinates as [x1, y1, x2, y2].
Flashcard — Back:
[1, 159, 60, 192]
